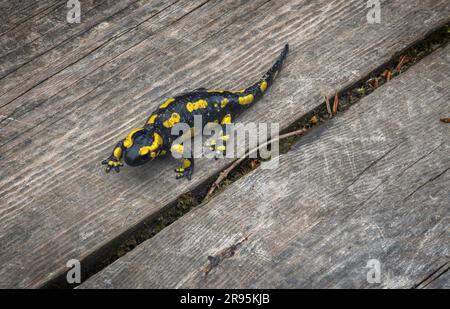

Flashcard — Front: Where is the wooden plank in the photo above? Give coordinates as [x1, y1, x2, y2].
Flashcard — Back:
[80, 44, 450, 289]
[0, 0, 449, 288]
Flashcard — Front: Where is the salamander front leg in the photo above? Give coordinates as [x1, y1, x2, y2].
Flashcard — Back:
[102, 141, 125, 173]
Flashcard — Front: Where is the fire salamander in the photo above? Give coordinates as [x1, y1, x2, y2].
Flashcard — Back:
[102, 44, 289, 180]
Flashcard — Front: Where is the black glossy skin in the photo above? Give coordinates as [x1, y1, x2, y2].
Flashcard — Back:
[102, 44, 289, 180]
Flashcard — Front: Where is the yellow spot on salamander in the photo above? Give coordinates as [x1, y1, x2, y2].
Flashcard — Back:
[220, 98, 229, 108]
[139, 132, 163, 155]
[186, 99, 208, 112]
[171, 144, 184, 154]
[163, 112, 181, 128]
[123, 128, 144, 148]
[260, 80, 268, 92]
[230, 89, 246, 93]
[160, 98, 175, 109]
[153, 133, 163, 149]
[238, 94, 254, 105]
[113, 147, 122, 160]
[221, 114, 232, 124]
[147, 114, 158, 124]
[207, 90, 224, 93]
[183, 159, 191, 168]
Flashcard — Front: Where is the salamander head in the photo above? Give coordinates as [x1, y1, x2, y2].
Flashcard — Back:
[122, 128, 163, 166]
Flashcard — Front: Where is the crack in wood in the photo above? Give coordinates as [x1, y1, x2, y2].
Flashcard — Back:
[332, 141, 405, 198]
[403, 166, 450, 202]
[396, 141, 444, 179]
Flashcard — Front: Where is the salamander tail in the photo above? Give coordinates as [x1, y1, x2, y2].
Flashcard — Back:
[246, 44, 289, 98]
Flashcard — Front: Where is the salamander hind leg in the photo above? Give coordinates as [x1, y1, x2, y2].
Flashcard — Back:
[206, 114, 232, 160]
[171, 143, 195, 180]
[175, 158, 195, 180]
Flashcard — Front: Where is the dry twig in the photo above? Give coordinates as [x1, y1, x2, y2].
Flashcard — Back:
[309, 115, 318, 125]
[395, 55, 410, 71]
[324, 95, 332, 117]
[332, 93, 339, 114]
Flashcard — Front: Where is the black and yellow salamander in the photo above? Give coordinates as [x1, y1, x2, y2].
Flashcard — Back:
[102, 44, 289, 180]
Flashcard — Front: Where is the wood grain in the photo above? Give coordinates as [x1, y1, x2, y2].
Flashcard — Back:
[0, 0, 449, 288]
[80, 44, 450, 289]
[0, 0, 140, 79]
[0, 0, 176, 103]
[0, 0, 64, 36]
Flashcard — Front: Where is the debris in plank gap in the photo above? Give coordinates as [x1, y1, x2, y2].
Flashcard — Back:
[383, 69, 392, 81]
[325, 95, 332, 117]
[309, 115, 319, 125]
[367, 77, 379, 89]
[396, 55, 410, 71]
[249, 159, 259, 170]
[332, 93, 339, 114]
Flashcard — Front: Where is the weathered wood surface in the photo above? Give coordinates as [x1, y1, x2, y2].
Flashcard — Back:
[0, 0, 64, 36]
[80, 44, 450, 289]
[0, 0, 141, 78]
[0, 0, 449, 288]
